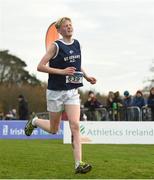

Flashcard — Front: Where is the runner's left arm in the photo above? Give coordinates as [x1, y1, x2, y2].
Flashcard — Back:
[81, 67, 96, 84]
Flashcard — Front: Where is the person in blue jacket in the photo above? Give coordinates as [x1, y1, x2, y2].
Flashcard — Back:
[132, 90, 145, 109]
[123, 91, 133, 107]
[132, 90, 145, 121]
[123, 91, 133, 121]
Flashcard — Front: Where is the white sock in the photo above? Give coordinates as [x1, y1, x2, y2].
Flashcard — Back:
[32, 116, 38, 126]
[75, 161, 81, 169]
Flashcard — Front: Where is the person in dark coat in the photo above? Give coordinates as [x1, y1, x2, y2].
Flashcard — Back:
[123, 91, 133, 121]
[132, 90, 145, 121]
[123, 91, 133, 107]
[147, 87, 154, 121]
[84, 91, 102, 111]
[112, 91, 123, 121]
[84, 91, 102, 120]
[132, 90, 145, 109]
[18, 95, 29, 120]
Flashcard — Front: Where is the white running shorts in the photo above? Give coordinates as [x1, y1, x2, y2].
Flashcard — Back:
[46, 88, 80, 112]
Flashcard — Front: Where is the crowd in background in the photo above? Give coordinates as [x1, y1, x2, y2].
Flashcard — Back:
[81, 88, 154, 121]
[0, 88, 154, 121]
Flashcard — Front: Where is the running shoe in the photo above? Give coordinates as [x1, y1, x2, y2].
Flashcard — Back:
[24, 117, 37, 136]
[75, 161, 92, 174]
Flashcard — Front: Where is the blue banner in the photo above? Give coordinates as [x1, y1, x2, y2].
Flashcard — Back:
[0, 121, 63, 139]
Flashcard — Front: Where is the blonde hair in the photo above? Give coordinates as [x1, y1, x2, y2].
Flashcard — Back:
[55, 17, 71, 30]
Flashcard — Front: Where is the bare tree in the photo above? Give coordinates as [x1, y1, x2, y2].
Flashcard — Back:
[143, 59, 154, 93]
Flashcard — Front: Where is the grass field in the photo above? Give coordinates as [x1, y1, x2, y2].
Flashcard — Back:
[0, 139, 154, 179]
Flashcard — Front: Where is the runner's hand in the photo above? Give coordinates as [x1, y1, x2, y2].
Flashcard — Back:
[86, 77, 96, 84]
[62, 67, 76, 75]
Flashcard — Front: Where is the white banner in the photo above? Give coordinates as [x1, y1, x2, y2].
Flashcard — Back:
[63, 121, 154, 144]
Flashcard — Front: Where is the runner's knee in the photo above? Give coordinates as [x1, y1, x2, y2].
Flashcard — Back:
[70, 121, 79, 133]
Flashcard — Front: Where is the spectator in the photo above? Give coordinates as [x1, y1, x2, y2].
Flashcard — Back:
[147, 87, 154, 121]
[123, 90, 133, 121]
[123, 91, 132, 107]
[84, 91, 102, 121]
[106, 91, 115, 121]
[84, 91, 102, 110]
[114, 91, 123, 108]
[106, 91, 115, 109]
[18, 95, 29, 120]
[112, 91, 123, 121]
[132, 90, 145, 109]
[132, 90, 145, 121]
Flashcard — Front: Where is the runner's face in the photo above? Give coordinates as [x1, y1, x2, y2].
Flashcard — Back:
[59, 20, 73, 38]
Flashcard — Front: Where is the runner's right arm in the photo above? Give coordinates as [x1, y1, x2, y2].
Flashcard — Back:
[37, 43, 76, 75]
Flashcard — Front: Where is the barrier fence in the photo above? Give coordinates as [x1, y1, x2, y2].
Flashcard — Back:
[36, 106, 153, 121]
[0, 106, 153, 121]
[81, 106, 152, 121]
[142, 107, 152, 121]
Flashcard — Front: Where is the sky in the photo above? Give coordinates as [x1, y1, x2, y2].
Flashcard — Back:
[0, 0, 154, 95]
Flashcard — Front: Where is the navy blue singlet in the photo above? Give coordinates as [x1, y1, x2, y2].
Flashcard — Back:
[47, 39, 83, 90]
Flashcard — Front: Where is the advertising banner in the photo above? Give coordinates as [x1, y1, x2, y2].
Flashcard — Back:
[64, 121, 154, 144]
[0, 121, 63, 139]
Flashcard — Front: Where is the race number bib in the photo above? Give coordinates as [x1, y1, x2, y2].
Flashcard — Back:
[66, 71, 83, 84]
